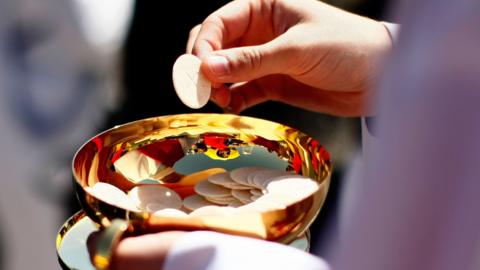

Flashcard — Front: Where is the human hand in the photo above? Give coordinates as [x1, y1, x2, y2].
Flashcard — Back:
[187, 0, 391, 116]
[88, 231, 187, 270]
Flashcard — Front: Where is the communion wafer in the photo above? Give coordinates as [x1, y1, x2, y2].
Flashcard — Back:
[127, 185, 182, 211]
[246, 172, 257, 186]
[86, 182, 138, 212]
[208, 172, 251, 190]
[250, 189, 264, 196]
[172, 54, 211, 109]
[253, 169, 293, 189]
[250, 194, 262, 201]
[178, 167, 226, 186]
[228, 201, 244, 207]
[205, 196, 240, 205]
[195, 179, 232, 198]
[147, 203, 187, 213]
[183, 194, 217, 211]
[266, 176, 319, 201]
[153, 208, 188, 218]
[226, 183, 252, 190]
[231, 189, 253, 204]
[207, 172, 236, 186]
[230, 167, 264, 186]
[113, 150, 163, 183]
[189, 205, 236, 217]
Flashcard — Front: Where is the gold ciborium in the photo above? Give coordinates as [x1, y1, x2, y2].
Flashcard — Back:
[56, 113, 332, 269]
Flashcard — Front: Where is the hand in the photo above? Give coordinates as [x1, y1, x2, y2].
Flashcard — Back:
[187, 0, 391, 116]
[87, 231, 187, 270]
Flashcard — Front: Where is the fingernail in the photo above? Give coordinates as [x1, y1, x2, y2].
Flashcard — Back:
[206, 56, 229, 76]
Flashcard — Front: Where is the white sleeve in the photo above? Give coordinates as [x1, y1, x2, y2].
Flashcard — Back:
[381, 22, 401, 44]
[334, 1, 480, 269]
[163, 231, 330, 270]
[361, 22, 400, 158]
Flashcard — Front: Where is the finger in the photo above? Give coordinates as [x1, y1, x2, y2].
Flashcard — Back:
[225, 75, 366, 116]
[192, 0, 272, 58]
[225, 75, 284, 113]
[186, 24, 201, 54]
[187, 24, 225, 92]
[210, 84, 231, 108]
[200, 35, 298, 84]
[227, 83, 268, 114]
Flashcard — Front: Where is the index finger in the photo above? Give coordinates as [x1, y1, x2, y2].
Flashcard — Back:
[192, 0, 257, 58]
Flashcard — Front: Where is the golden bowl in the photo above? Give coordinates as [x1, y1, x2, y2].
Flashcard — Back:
[72, 113, 332, 243]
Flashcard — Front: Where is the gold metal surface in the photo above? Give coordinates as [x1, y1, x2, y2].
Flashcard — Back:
[93, 219, 129, 270]
[72, 113, 332, 243]
[56, 210, 314, 270]
[56, 211, 95, 270]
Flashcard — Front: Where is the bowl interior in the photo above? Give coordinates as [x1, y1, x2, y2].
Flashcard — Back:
[73, 113, 331, 242]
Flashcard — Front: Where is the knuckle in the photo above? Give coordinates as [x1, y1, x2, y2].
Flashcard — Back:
[238, 48, 262, 71]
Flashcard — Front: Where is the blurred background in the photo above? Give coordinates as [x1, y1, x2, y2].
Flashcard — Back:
[0, 0, 391, 269]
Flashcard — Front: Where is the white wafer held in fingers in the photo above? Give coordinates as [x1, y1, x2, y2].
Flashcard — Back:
[172, 54, 211, 109]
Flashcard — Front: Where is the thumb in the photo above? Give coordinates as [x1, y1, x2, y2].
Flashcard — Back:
[201, 39, 296, 83]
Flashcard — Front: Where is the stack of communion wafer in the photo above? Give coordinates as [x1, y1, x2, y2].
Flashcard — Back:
[85, 167, 319, 218]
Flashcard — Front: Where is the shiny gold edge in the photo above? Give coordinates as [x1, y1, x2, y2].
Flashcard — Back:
[93, 219, 129, 270]
[56, 211, 90, 270]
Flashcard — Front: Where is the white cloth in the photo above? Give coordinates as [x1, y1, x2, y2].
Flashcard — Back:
[164, 231, 329, 270]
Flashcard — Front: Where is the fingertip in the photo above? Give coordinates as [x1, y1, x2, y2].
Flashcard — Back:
[210, 85, 231, 108]
[193, 40, 214, 59]
[200, 54, 231, 83]
[225, 91, 245, 114]
[206, 55, 230, 76]
[200, 59, 218, 84]
[186, 24, 202, 54]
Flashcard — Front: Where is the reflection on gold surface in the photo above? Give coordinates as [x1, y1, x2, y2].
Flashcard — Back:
[56, 210, 313, 270]
[72, 113, 332, 243]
